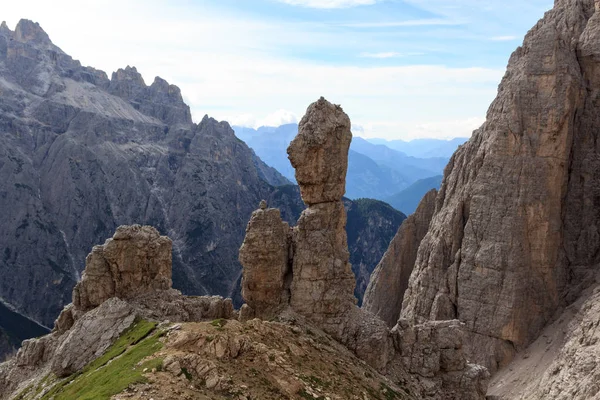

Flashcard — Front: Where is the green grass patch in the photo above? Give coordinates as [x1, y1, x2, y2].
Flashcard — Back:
[210, 318, 228, 329]
[40, 319, 162, 400]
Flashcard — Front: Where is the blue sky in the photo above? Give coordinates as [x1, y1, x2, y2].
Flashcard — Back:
[4, 0, 553, 140]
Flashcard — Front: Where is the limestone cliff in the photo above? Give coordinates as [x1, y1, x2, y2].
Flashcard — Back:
[365, 1, 600, 396]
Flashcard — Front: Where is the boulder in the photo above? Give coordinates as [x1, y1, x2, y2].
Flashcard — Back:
[72, 225, 172, 311]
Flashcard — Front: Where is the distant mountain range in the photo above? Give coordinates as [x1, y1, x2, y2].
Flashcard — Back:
[234, 124, 463, 206]
[385, 175, 444, 215]
[367, 137, 469, 158]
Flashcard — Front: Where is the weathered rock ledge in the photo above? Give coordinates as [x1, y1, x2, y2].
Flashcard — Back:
[0, 225, 233, 398]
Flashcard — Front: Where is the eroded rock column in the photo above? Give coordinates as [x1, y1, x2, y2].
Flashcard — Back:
[287, 97, 356, 329]
[239, 202, 292, 320]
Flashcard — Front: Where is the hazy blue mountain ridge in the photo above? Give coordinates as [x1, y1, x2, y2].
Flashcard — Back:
[233, 124, 461, 202]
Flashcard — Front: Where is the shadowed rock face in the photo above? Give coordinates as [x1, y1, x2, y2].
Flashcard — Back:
[363, 189, 437, 327]
[239, 207, 291, 319]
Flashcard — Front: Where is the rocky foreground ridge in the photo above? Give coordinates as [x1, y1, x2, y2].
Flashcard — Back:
[364, 0, 600, 398]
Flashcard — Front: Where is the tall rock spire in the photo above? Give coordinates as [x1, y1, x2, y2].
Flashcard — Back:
[239, 98, 489, 399]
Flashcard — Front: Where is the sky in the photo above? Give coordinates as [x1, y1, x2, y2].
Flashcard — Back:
[3, 0, 553, 140]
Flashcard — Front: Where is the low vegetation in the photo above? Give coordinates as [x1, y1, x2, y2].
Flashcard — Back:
[16, 319, 164, 400]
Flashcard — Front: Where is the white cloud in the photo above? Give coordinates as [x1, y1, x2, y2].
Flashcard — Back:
[359, 51, 424, 58]
[225, 113, 258, 129]
[353, 117, 485, 141]
[359, 52, 400, 59]
[261, 109, 298, 127]
[490, 35, 518, 41]
[227, 110, 298, 129]
[1, 0, 508, 141]
[341, 18, 461, 28]
[276, 0, 377, 8]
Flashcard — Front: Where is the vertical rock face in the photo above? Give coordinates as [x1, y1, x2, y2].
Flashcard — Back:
[239, 206, 291, 319]
[72, 225, 172, 311]
[363, 189, 437, 327]
[362, 0, 600, 375]
[290, 201, 356, 328]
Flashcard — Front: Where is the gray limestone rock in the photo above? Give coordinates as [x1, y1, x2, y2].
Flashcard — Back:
[389, 0, 600, 375]
[51, 298, 136, 377]
[290, 200, 356, 330]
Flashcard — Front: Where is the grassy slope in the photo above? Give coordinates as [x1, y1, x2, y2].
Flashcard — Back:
[16, 320, 163, 400]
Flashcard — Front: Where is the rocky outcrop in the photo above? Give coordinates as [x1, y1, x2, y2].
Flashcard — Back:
[72, 225, 172, 311]
[239, 205, 291, 319]
[363, 189, 436, 327]
[392, 319, 489, 400]
[0, 226, 234, 399]
[287, 98, 352, 205]
[240, 98, 361, 332]
[239, 98, 488, 399]
[287, 98, 357, 330]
